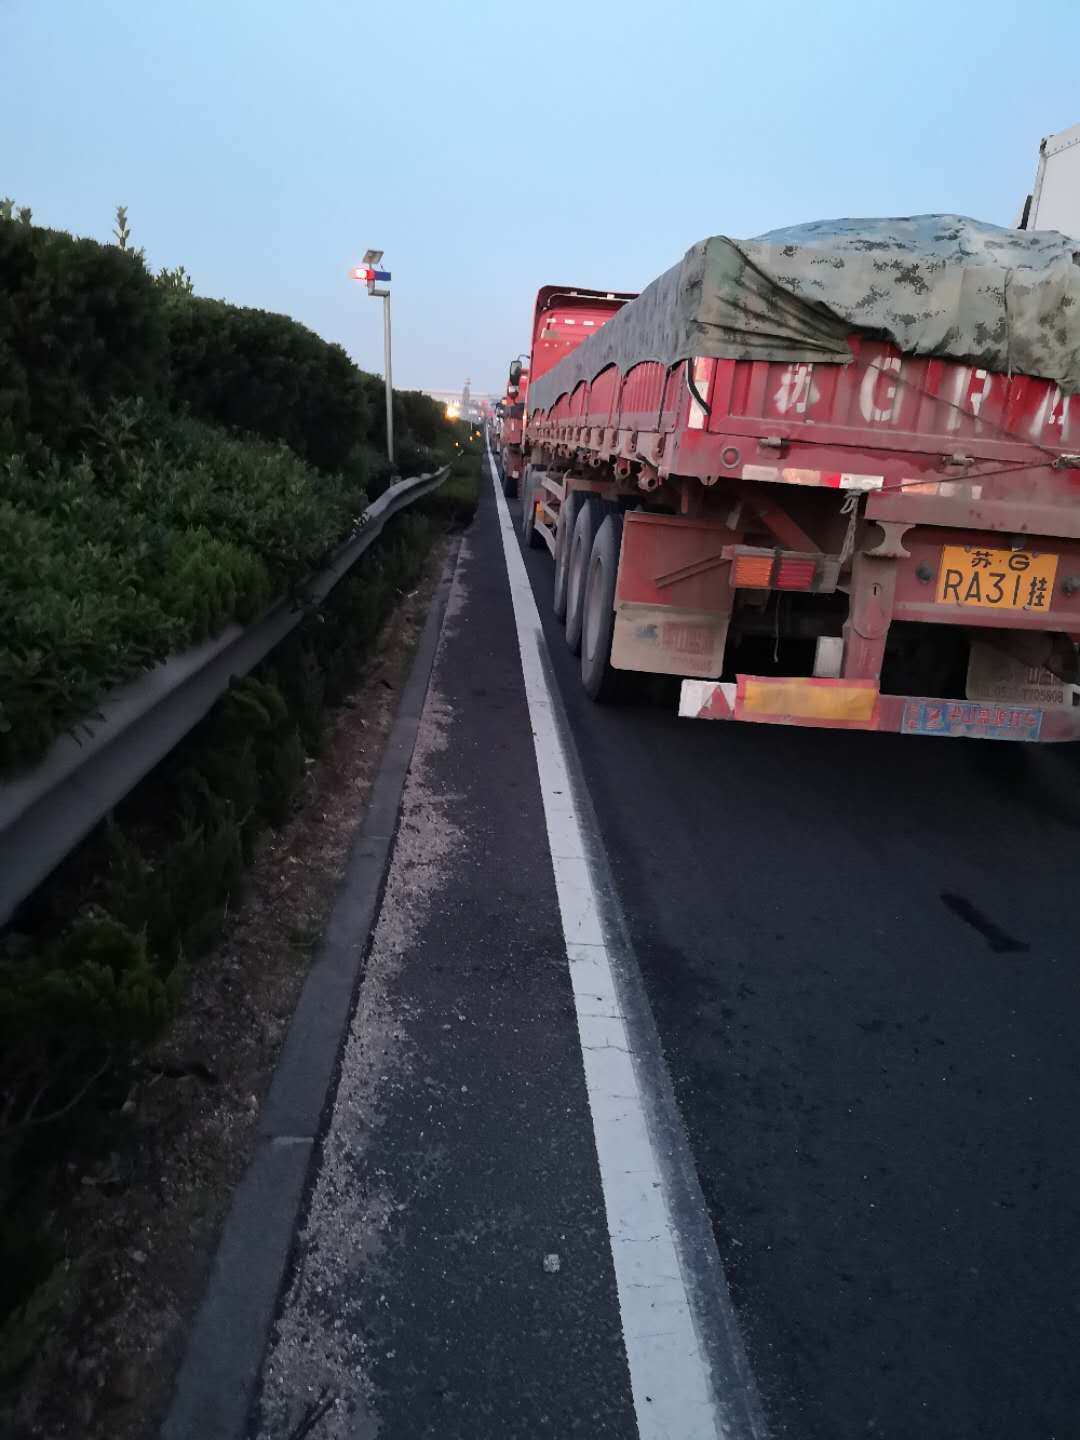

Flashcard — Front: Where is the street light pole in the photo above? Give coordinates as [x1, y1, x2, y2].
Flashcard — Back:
[351, 249, 395, 466]
[380, 285, 394, 466]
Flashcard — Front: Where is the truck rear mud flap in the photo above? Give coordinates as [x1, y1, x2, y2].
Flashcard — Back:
[679, 675, 1080, 742]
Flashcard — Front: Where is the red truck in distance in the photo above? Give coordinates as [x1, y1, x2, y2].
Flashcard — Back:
[516, 218, 1080, 742]
[495, 359, 528, 498]
[501, 286, 635, 499]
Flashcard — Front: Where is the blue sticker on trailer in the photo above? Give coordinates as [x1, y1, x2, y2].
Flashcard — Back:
[901, 699, 1044, 741]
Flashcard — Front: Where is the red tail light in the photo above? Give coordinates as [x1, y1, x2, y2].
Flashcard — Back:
[775, 557, 817, 590]
[730, 550, 818, 591]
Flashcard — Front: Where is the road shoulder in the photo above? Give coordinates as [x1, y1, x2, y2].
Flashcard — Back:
[253, 474, 638, 1439]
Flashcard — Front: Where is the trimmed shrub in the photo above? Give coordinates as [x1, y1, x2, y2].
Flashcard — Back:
[0, 496, 184, 772]
[397, 388, 452, 449]
[0, 405, 368, 774]
[0, 216, 166, 453]
[158, 414, 367, 585]
[163, 294, 371, 473]
[157, 528, 273, 642]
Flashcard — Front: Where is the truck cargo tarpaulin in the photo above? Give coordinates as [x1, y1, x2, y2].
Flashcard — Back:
[527, 215, 1080, 413]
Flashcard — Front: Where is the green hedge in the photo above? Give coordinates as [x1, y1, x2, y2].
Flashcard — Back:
[0, 217, 166, 454]
[0, 212, 461, 774]
[0, 403, 367, 774]
[0, 212, 453, 474]
[163, 294, 372, 474]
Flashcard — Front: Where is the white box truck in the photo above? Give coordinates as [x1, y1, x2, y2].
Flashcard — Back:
[1019, 124, 1080, 236]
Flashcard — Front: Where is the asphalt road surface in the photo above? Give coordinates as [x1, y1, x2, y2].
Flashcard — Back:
[254, 460, 1080, 1440]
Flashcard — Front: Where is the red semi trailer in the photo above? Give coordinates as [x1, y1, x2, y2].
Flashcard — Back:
[518, 216, 1080, 741]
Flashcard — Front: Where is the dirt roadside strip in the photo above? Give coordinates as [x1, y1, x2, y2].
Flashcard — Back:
[158, 539, 461, 1440]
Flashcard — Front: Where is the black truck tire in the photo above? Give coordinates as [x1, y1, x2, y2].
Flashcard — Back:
[552, 490, 584, 622]
[520, 468, 543, 549]
[580, 513, 625, 702]
[565, 496, 619, 655]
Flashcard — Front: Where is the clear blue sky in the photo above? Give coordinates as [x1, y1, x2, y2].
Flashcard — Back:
[3, 0, 1077, 395]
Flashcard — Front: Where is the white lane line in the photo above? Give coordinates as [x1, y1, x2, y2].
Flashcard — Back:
[489, 449, 727, 1439]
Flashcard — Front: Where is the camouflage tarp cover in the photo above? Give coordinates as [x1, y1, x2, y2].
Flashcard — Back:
[527, 216, 1080, 413]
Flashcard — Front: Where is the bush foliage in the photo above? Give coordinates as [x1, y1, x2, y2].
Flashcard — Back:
[0, 217, 167, 454]
[0, 211, 455, 774]
[163, 293, 372, 473]
[0, 402, 370, 773]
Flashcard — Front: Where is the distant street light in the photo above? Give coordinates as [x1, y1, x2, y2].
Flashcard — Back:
[350, 249, 394, 465]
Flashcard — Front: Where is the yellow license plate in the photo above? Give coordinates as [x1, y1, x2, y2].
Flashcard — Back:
[936, 545, 1058, 611]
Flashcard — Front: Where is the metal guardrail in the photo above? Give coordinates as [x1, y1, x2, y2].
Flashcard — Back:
[0, 465, 451, 926]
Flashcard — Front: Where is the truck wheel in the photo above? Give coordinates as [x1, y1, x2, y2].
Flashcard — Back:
[565, 497, 619, 655]
[520, 468, 543, 549]
[581, 514, 624, 702]
[552, 491, 583, 623]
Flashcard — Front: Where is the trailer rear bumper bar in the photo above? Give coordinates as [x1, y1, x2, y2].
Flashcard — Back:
[678, 675, 1080, 742]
